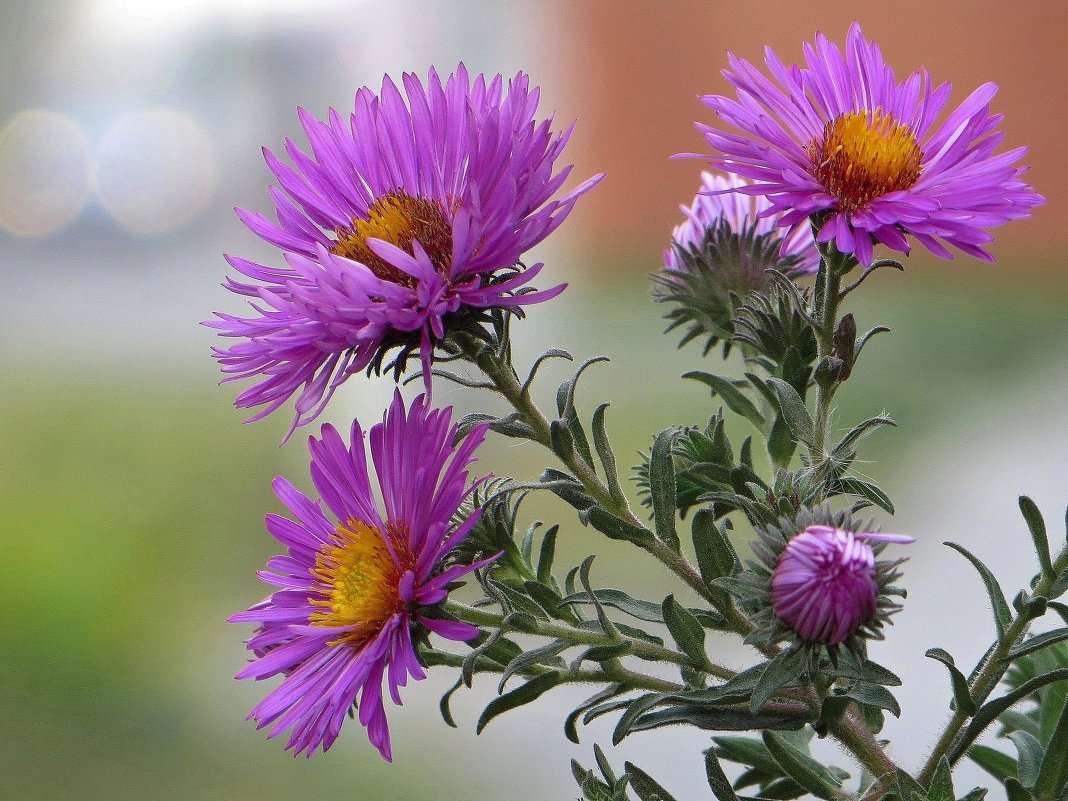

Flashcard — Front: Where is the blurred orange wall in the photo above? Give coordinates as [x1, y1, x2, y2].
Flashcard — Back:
[556, 0, 1067, 268]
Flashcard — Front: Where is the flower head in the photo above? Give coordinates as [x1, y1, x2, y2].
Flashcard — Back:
[229, 392, 494, 760]
[208, 65, 603, 437]
[655, 172, 818, 352]
[738, 511, 912, 652]
[696, 22, 1043, 265]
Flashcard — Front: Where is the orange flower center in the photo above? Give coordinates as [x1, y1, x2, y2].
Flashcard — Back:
[331, 190, 453, 286]
[808, 110, 923, 214]
[309, 519, 410, 645]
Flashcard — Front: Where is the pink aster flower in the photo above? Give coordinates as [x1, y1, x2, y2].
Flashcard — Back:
[208, 65, 602, 437]
[230, 392, 494, 760]
[772, 525, 913, 645]
[696, 22, 1043, 265]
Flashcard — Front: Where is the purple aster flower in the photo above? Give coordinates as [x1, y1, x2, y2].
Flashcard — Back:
[208, 65, 603, 437]
[772, 525, 913, 645]
[695, 22, 1044, 265]
[654, 172, 818, 353]
[229, 392, 495, 760]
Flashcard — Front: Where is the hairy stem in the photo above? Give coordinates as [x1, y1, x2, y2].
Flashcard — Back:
[444, 600, 736, 681]
[808, 244, 849, 473]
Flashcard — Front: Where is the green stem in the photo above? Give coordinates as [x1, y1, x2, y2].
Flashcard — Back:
[916, 544, 1068, 786]
[444, 600, 736, 681]
[808, 245, 848, 474]
[421, 648, 682, 693]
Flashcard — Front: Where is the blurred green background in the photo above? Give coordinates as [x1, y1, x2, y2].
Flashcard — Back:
[2, 1, 1066, 799]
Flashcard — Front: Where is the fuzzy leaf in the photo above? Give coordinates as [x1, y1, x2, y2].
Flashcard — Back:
[1004, 777, 1035, 801]
[926, 648, 977, 716]
[927, 756, 956, 801]
[565, 685, 625, 744]
[703, 749, 741, 801]
[536, 524, 559, 585]
[613, 692, 669, 744]
[693, 509, 741, 589]
[762, 731, 841, 800]
[1035, 694, 1068, 798]
[836, 477, 895, 515]
[1007, 629, 1068, 662]
[767, 413, 796, 467]
[684, 371, 766, 429]
[751, 649, 805, 714]
[967, 744, 1018, 783]
[592, 403, 627, 507]
[633, 705, 806, 734]
[625, 762, 679, 801]
[945, 542, 1012, 636]
[832, 414, 896, 456]
[1019, 496, 1054, 578]
[498, 640, 568, 692]
[766, 378, 814, 445]
[476, 671, 562, 733]
[1008, 730, 1044, 788]
[650, 427, 682, 551]
[662, 594, 707, 668]
[713, 735, 784, 775]
[841, 682, 902, 718]
[580, 507, 656, 547]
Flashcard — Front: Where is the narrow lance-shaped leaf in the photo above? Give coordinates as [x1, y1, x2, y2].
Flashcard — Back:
[703, 749, 741, 801]
[1007, 730, 1044, 788]
[927, 755, 956, 801]
[1006, 628, 1068, 661]
[1035, 692, 1068, 799]
[837, 477, 895, 515]
[624, 762, 679, 801]
[926, 648, 977, 716]
[692, 509, 741, 589]
[761, 731, 842, 800]
[536, 524, 559, 585]
[591, 403, 627, 507]
[1019, 496, 1054, 578]
[683, 371, 766, 429]
[476, 671, 563, 733]
[766, 377, 814, 445]
[945, 542, 1013, 637]
[649, 427, 681, 551]
[751, 648, 804, 714]
[967, 744, 1018, 784]
[662, 594, 708, 669]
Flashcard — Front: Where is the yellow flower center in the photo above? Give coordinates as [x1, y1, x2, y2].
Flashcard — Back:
[309, 519, 409, 645]
[809, 110, 923, 214]
[331, 190, 453, 286]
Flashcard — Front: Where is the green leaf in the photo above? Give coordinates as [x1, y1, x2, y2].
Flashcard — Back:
[564, 684, 624, 744]
[766, 378, 814, 445]
[693, 509, 741, 585]
[536, 524, 559, 585]
[1019, 496, 1054, 578]
[592, 403, 627, 507]
[1035, 693, 1068, 798]
[812, 695, 850, 736]
[650, 427, 682, 551]
[438, 676, 465, 728]
[841, 682, 902, 718]
[1005, 777, 1035, 801]
[832, 414, 896, 456]
[684, 371, 766, 429]
[703, 749, 741, 801]
[925, 648, 977, 716]
[633, 705, 807, 734]
[762, 731, 841, 800]
[767, 413, 797, 467]
[1008, 730, 1044, 788]
[927, 756, 956, 801]
[662, 594, 708, 669]
[714, 735, 784, 775]
[624, 762, 679, 801]
[967, 744, 1018, 783]
[580, 506, 656, 548]
[950, 669, 1068, 764]
[571, 642, 632, 670]
[834, 653, 903, 686]
[498, 640, 568, 692]
[476, 671, 563, 733]
[613, 692, 669, 744]
[836, 477, 895, 515]
[896, 768, 926, 800]
[752, 648, 805, 714]
[1007, 629, 1068, 662]
[945, 542, 1013, 636]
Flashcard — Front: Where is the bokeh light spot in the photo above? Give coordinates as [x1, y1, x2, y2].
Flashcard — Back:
[0, 110, 92, 236]
[94, 108, 216, 235]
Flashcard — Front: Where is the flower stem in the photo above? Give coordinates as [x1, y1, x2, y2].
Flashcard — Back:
[916, 543, 1068, 785]
[444, 600, 736, 680]
[809, 244, 850, 474]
